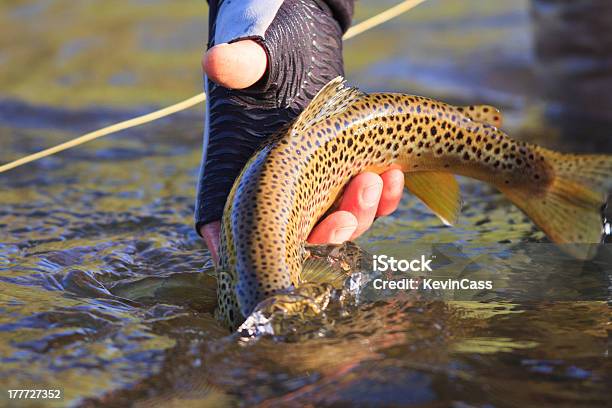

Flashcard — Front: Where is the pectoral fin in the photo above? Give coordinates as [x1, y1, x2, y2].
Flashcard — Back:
[404, 172, 461, 226]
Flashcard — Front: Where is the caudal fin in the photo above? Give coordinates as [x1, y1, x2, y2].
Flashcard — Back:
[499, 150, 612, 259]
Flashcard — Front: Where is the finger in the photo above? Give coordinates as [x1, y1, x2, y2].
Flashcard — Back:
[202, 40, 268, 89]
[200, 221, 221, 266]
[307, 211, 358, 244]
[377, 169, 405, 216]
[338, 172, 383, 239]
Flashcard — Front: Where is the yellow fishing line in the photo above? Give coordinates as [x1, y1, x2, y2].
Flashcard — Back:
[0, 0, 427, 174]
[0, 94, 207, 173]
[344, 0, 427, 39]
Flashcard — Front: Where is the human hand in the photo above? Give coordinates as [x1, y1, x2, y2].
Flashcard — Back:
[196, 0, 350, 232]
[202, 42, 405, 241]
[201, 168, 404, 264]
[307, 169, 405, 245]
[200, 158, 403, 266]
[198, 1, 407, 266]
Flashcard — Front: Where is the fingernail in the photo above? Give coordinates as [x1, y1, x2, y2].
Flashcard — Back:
[331, 226, 356, 243]
[361, 182, 383, 207]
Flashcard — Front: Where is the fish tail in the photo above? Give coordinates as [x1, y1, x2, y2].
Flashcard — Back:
[498, 149, 612, 259]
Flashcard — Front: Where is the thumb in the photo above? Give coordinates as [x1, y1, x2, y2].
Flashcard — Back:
[202, 40, 268, 89]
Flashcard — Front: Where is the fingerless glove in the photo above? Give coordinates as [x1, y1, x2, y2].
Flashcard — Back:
[195, 0, 354, 232]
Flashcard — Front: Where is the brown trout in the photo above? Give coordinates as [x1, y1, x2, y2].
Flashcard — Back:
[217, 77, 612, 329]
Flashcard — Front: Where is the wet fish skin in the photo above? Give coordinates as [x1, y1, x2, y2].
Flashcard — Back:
[216, 77, 612, 330]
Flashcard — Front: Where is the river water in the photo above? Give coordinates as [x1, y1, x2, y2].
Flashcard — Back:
[1, 1, 610, 407]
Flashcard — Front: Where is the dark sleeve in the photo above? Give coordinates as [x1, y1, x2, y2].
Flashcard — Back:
[324, 0, 355, 32]
[195, 0, 354, 233]
[206, 0, 355, 33]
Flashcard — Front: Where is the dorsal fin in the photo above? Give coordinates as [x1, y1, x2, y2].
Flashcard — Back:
[291, 77, 365, 135]
[456, 105, 504, 128]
